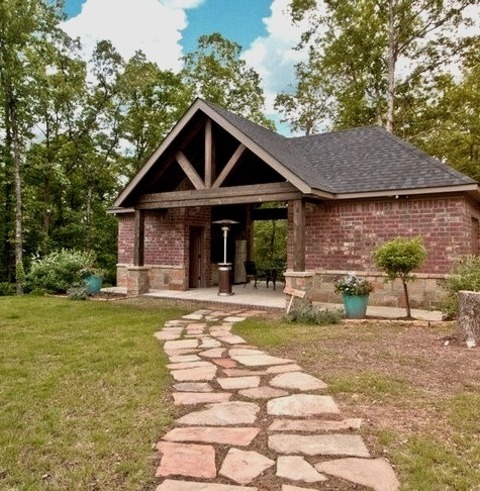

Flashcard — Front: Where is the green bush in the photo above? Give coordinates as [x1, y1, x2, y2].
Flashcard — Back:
[286, 303, 342, 325]
[67, 286, 89, 301]
[373, 236, 427, 318]
[0, 282, 16, 296]
[439, 255, 480, 318]
[26, 249, 98, 294]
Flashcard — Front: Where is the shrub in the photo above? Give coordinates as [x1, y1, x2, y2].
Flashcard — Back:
[26, 249, 98, 294]
[0, 282, 16, 296]
[373, 236, 427, 318]
[286, 303, 342, 325]
[67, 286, 89, 301]
[439, 255, 480, 318]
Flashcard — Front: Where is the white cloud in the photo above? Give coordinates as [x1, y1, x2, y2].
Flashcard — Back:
[62, 0, 204, 71]
[243, 0, 308, 107]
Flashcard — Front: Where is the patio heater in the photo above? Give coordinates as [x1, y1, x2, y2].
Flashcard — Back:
[212, 219, 239, 296]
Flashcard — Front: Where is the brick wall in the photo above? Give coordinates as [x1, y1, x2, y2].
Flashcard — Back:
[287, 194, 480, 307]
[118, 214, 134, 264]
[116, 207, 212, 291]
[303, 195, 477, 274]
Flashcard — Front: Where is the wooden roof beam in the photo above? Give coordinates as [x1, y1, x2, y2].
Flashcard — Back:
[176, 151, 205, 190]
[212, 143, 246, 189]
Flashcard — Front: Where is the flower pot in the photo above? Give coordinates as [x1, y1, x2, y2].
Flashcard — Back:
[342, 293, 369, 319]
[84, 274, 103, 294]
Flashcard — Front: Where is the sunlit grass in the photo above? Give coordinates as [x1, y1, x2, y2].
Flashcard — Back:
[0, 296, 184, 490]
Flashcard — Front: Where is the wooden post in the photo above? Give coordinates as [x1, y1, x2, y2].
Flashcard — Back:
[205, 119, 213, 188]
[133, 209, 144, 267]
[291, 199, 305, 272]
[457, 290, 480, 346]
[245, 205, 253, 261]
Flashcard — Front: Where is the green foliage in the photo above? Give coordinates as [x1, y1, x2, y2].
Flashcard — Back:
[286, 303, 342, 325]
[26, 249, 98, 293]
[373, 236, 427, 318]
[67, 286, 89, 300]
[438, 255, 480, 318]
[373, 236, 427, 282]
[182, 33, 274, 129]
[0, 282, 15, 296]
[334, 274, 374, 296]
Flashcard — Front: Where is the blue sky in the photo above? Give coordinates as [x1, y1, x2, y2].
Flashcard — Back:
[64, 0, 272, 55]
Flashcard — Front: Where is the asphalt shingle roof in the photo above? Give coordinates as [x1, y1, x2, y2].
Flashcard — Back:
[204, 100, 476, 195]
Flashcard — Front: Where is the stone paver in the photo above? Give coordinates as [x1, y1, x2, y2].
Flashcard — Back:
[173, 382, 213, 393]
[199, 348, 226, 358]
[269, 371, 328, 391]
[156, 480, 257, 491]
[229, 348, 265, 356]
[239, 386, 289, 400]
[217, 335, 247, 345]
[199, 338, 222, 348]
[156, 442, 216, 479]
[217, 376, 261, 390]
[276, 456, 327, 483]
[219, 448, 275, 485]
[315, 458, 400, 491]
[163, 427, 260, 446]
[267, 394, 340, 416]
[268, 434, 370, 457]
[172, 392, 232, 405]
[153, 308, 399, 490]
[170, 366, 217, 382]
[266, 364, 303, 374]
[164, 339, 199, 350]
[168, 354, 202, 363]
[269, 418, 362, 432]
[176, 401, 259, 426]
[212, 358, 237, 368]
[223, 368, 268, 377]
[167, 361, 213, 370]
[231, 353, 294, 367]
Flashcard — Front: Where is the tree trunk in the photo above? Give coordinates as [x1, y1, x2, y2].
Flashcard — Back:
[386, 0, 396, 133]
[457, 291, 480, 346]
[402, 279, 411, 318]
[12, 113, 24, 294]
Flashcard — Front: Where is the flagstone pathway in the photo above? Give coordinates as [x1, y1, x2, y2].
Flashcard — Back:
[154, 309, 400, 491]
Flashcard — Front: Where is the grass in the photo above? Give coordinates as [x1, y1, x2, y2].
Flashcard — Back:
[0, 296, 185, 490]
[235, 316, 480, 490]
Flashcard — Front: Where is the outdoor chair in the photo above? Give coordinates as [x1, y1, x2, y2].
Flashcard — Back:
[243, 260, 265, 288]
[243, 260, 284, 290]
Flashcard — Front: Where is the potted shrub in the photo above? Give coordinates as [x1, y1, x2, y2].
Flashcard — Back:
[335, 273, 374, 319]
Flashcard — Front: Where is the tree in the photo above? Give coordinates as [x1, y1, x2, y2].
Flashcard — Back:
[118, 51, 190, 175]
[274, 48, 332, 135]
[0, 0, 72, 292]
[182, 33, 274, 129]
[373, 236, 427, 318]
[407, 39, 480, 182]
[281, 0, 478, 135]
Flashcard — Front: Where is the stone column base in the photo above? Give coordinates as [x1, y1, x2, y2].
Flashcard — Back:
[127, 267, 150, 296]
[283, 270, 315, 311]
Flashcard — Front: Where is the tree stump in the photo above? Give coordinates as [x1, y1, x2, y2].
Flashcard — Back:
[457, 291, 480, 347]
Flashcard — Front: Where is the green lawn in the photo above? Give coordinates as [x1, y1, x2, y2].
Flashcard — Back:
[0, 296, 185, 491]
[235, 316, 480, 491]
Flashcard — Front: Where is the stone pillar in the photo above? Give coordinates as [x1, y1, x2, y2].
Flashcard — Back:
[283, 270, 315, 311]
[127, 266, 150, 296]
